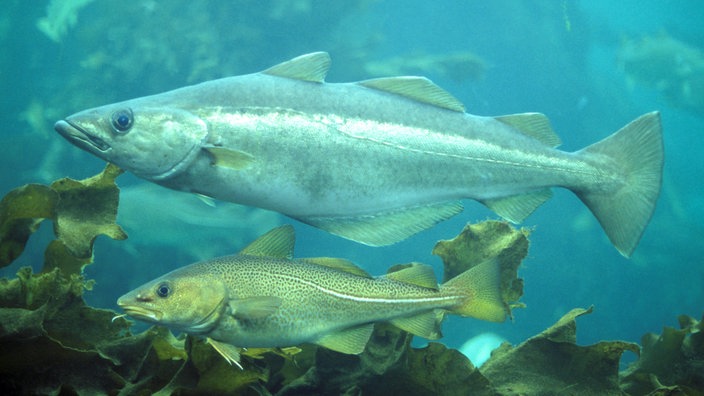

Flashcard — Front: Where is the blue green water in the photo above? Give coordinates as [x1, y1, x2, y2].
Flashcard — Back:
[1, 0, 702, 365]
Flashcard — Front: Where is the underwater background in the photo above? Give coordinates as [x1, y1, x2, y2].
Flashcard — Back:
[1, 0, 703, 391]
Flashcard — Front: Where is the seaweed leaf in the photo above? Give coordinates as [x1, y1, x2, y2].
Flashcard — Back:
[0, 184, 57, 268]
[49, 163, 127, 261]
[433, 221, 528, 314]
[0, 163, 127, 274]
[620, 314, 704, 394]
[481, 307, 640, 395]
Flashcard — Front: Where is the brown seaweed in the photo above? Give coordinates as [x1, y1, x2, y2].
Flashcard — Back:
[0, 163, 126, 274]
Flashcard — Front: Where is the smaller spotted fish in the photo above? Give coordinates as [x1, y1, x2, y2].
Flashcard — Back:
[117, 225, 508, 366]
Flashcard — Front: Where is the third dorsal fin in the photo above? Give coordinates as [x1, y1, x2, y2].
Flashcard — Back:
[358, 76, 465, 112]
[495, 113, 561, 147]
[385, 263, 439, 290]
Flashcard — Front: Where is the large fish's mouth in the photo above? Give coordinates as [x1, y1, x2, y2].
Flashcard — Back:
[54, 119, 111, 152]
[119, 305, 163, 323]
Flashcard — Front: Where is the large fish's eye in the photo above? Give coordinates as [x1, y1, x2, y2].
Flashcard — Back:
[111, 108, 134, 133]
[156, 282, 171, 298]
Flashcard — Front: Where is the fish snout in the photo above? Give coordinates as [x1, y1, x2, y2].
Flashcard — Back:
[55, 118, 111, 152]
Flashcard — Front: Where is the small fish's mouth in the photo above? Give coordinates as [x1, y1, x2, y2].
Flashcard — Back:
[119, 305, 163, 323]
[54, 119, 111, 152]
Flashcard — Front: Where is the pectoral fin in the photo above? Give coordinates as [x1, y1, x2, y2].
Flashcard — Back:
[207, 338, 243, 369]
[315, 324, 374, 354]
[205, 147, 255, 170]
[229, 296, 282, 319]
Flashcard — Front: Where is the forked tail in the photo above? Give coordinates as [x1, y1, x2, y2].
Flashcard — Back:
[575, 112, 663, 257]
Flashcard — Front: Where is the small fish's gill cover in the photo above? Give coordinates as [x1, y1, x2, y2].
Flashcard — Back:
[116, 268, 229, 334]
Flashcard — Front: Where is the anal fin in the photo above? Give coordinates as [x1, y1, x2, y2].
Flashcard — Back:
[314, 324, 374, 354]
[482, 189, 552, 223]
[299, 201, 463, 246]
[389, 311, 443, 339]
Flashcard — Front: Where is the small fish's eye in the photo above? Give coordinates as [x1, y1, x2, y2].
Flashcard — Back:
[110, 108, 134, 133]
[156, 282, 171, 298]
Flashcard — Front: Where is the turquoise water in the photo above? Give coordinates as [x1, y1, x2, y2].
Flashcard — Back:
[1, 0, 702, 366]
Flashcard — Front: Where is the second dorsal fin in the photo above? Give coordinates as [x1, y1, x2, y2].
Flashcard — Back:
[358, 76, 465, 112]
[299, 257, 372, 278]
[262, 52, 331, 83]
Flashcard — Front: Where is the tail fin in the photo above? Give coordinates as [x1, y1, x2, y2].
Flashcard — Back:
[441, 259, 508, 322]
[575, 112, 663, 257]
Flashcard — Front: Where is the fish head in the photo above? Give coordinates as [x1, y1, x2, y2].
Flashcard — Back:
[117, 268, 228, 334]
[55, 101, 208, 181]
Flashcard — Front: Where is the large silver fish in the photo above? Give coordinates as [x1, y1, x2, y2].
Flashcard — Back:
[55, 52, 663, 256]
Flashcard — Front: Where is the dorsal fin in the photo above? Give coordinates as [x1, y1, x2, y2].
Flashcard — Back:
[238, 225, 295, 259]
[384, 263, 439, 290]
[262, 52, 331, 83]
[495, 113, 561, 147]
[358, 76, 465, 112]
[299, 257, 372, 278]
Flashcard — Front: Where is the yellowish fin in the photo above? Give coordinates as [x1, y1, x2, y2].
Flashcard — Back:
[262, 51, 331, 83]
[238, 225, 295, 258]
[205, 146, 255, 170]
[358, 76, 465, 112]
[389, 310, 443, 340]
[495, 112, 560, 147]
[481, 189, 553, 224]
[207, 338, 243, 369]
[300, 201, 463, 246]
[299, 257, 372, 277]
[384, 263, 438, 290]
[229, 296, 282, 319]
[441, 259, 508, 322]
[314, 323, 374, 354]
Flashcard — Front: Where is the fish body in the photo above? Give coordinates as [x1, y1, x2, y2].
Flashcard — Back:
[117, 226, 508, 365]
[55, 52, 663, 256]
